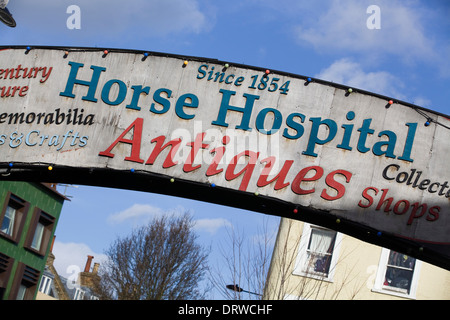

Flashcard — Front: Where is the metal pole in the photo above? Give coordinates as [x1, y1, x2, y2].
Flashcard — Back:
[226, 284, 262, 297]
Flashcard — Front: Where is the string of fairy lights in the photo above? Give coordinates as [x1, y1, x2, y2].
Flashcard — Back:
[18, 45, 449, 131]
[1, 46, 448, 255]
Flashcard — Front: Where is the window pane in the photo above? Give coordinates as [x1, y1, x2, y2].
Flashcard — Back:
[39, 276, 52, 295]
[384, 251, 416, 294]
[31, 222, 44, 251]
[0, 206, 16, 236]
[16, 284, 27, 300]
[387, 251, 416, 269]
[305, 228, 336, 276]
[74, 288, 85, 300]
[308, 229, 336, 253]
[39, 277, 46, 292]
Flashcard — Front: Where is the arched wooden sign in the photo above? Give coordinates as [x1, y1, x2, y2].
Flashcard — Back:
[1, 46, 449, 270]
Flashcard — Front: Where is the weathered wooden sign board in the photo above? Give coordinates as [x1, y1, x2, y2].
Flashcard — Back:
[1, 46, 448, 269]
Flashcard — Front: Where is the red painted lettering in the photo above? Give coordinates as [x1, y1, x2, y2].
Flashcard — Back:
[358, 187, 379, 208]
[427, 206, 440, 222]
[357, 186, 441, 225]
[291, 166, 323, 195]
[0, 85, 28, 98]
[393, 199, 410, 215]
[146, 135, 182, 168]
[225, 151, 259, 191]
[98, 117, 144, 163]
[376, 188, 394, 212]
[183, 132, 209, 173]
[407, 202, 427, 225]
[257, 157, 293, 190]
[206, 136, 230, 176]
[321, 169, 352, 201]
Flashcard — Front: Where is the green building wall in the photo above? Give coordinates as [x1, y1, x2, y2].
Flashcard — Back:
[0, 181, 66, 300]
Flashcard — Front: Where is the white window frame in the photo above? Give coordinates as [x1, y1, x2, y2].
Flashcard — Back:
[16, 284, 27, 300]
[293, 223, 342, 282]
[74, 287, 85, 300]
[31, 222, 45, 251]
[372, 248, 422, 299]
[39, 275, 52, 295]
[0, 206, 16, 236]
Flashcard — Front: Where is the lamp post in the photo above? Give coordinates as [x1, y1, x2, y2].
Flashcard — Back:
[0, 0, 16, 28]
[226, 284, 262, 297]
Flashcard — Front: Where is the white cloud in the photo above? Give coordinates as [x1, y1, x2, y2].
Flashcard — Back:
[108, 203, 165, 224]
[11, 0, 211, 38]
[52, 241, 108, 280]
[294, 0, 437, 62]
[95, 0, 209, 36]
[193, 218, 232, 235]
[108, 203, 231, 234]
[316, 58, 404, 98]
[107, 203, 193, 226]
[412, 96, 432, 109]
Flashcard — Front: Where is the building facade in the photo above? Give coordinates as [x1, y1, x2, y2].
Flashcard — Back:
[0, 181, 67, 300]
[264, 218, 450, 300]
[36, 254, 100, 300]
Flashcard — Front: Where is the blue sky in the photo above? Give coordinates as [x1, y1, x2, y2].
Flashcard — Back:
[1, 0, 449, 299]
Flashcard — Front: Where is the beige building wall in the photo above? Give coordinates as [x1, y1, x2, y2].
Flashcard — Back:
[36, 291, 57, 300]
[264, 218, 450, 300]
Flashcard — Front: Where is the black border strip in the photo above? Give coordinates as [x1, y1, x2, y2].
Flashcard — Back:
[0, 162, 448, 271]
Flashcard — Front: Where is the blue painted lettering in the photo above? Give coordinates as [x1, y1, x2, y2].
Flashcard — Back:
[59, 61, 106, 102]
